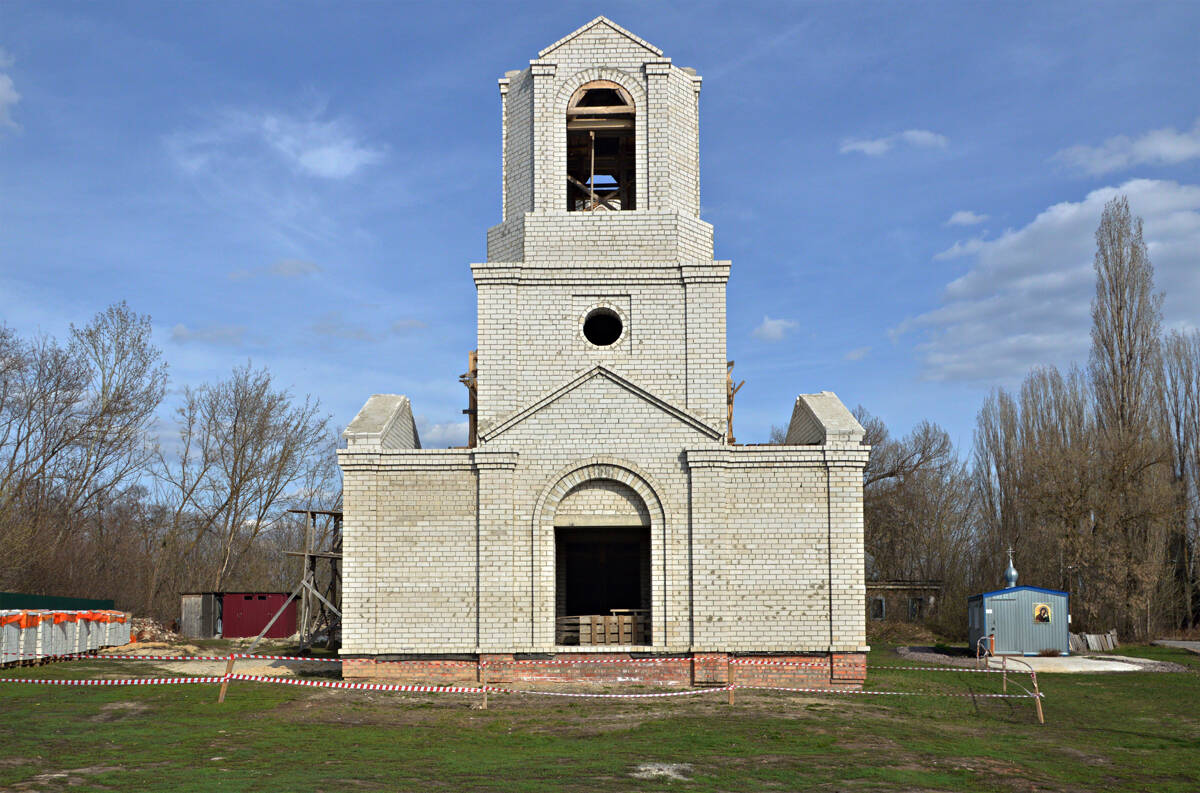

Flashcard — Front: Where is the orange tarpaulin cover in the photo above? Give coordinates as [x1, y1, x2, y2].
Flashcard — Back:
[2, 610, 124, 626]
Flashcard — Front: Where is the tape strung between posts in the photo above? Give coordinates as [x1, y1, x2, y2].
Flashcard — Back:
[4, 653, 1030, 676]
[229, 674, 730, 698]
[0, 676, 225, 686]
[0, 673, 1042, 700]
[228, 674, 490, 694]
[735, 684, 1042, 699]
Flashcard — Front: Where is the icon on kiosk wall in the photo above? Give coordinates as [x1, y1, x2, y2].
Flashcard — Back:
[1033, 603, 1052, 624]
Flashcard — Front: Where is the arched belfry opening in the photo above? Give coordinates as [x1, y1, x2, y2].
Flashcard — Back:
[566, 81, 635, 212]
[553, 479, 651, 645]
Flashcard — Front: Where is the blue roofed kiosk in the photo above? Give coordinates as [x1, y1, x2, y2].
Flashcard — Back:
[968, 549, 1070, 656]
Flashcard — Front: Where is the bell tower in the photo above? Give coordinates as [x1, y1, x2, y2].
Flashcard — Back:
[473, 17, 730, 439]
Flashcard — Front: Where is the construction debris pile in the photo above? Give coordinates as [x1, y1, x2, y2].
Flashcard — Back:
[130, 617, 182, 644]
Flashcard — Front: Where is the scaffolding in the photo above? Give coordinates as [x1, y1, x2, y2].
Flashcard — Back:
[246, 508, 342, 655]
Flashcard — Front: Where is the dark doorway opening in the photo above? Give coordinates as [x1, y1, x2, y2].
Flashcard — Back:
[566, 81, 635, 211]
[555, 527, 650, 645]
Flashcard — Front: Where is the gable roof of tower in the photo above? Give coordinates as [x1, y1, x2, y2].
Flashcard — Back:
[478, 365, 721, 443]
[538, 16, 664, 59]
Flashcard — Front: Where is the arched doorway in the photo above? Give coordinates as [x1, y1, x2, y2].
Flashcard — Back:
[553, 478, 651, 645]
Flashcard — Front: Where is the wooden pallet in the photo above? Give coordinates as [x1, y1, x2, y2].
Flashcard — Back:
[1070, 630, 1119, 653]
[556, 612, 648, 645]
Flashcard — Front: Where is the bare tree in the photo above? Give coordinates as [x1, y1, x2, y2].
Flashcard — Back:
[153, 363, 331, 595]
[1161, 329, 1200, 628]
[0, 304, 167, 592]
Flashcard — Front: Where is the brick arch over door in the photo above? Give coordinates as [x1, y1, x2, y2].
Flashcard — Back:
[553, 68, 648, 212]
[532, 457, 670, 647]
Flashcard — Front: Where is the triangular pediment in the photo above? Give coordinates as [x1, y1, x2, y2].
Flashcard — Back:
[538, 16, 664, 59]
[478, 365, 721, 443]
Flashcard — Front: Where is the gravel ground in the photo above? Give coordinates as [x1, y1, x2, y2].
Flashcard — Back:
[897, 646, 1190, 674]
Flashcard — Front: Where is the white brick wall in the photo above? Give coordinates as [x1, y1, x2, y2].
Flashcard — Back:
[338, 17, 868, 657]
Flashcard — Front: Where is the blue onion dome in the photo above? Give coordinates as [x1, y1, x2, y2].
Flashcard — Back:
[1004, 547, 1018, 588]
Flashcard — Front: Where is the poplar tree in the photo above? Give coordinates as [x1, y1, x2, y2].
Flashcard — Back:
[1089, 195, 1171, 638]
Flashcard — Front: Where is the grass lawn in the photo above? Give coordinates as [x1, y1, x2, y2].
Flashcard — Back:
[1, 644, 1197, 792]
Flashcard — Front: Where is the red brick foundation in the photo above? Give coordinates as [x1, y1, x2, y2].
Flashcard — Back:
[342, 652, 866, 689]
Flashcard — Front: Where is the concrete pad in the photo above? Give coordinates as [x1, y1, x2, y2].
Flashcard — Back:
[985, 655, 1142, 673]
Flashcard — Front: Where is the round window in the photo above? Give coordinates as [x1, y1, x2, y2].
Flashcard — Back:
[582, 308, 623, 346]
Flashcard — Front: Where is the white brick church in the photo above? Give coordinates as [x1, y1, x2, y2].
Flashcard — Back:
[338, 18, 869, 685]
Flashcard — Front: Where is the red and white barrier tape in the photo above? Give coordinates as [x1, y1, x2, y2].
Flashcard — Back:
[235, 654, 343, 663]
[735, 684, 1041, 699]
[730, 658, 839, 668]
[496, 686, 724, 699]
[232, 674, 728, 698]
[228, 674, 487, 694]
[867, 665, 1027, 674]
[483, 656, 691, 666]
[0, 672, 1042, 700]
[0, 676, 224, 686]
[89, 654, 231, 662]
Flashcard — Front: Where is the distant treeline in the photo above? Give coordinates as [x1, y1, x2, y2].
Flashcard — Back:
[0, 303, 339, 621]
[778, 196, 1198, 640]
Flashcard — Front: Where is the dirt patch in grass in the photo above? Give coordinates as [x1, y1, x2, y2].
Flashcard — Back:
[89, 701, 150, 722]
[11, 765, 122, 791]
[630, 762, 692, 780]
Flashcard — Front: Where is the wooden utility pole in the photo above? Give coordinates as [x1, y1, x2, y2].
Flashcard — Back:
[727, 361, 744, 445]
[460, 350, 478, 447]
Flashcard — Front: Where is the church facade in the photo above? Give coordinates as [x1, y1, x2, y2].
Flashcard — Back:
[338, 18, 869, 687]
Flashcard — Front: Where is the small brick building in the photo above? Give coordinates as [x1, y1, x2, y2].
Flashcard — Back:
[338, 17, 869, 688]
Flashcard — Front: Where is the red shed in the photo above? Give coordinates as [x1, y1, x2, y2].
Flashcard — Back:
[221, 592, 296, 639]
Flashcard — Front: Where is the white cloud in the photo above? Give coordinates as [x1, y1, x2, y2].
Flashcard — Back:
[417, 419, 468, 448]
[752, 315, 798, 342]
[839, 137, 891, 156]
[1054, 118, 1200, 175]
[0, 48, 20, 129]
[310, 311, 376, 342]
[309, 311, 423, 341]
[169, 107, 383, 180]
[839, 129, 948, 156]
[170, 323, 247, 346]
[844, 346, 871, 361]
[270, 258, 321, 277]
[933, 236, 987, 261]
[391, 318, 427, 333]
[946, 210, 988, 226]
[230, 258, 321, 280]
[259, 113, 383, 179]
[894, 179, 1200, 383]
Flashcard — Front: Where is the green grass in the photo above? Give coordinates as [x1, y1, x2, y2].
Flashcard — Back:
[1, 645, 1198, 792]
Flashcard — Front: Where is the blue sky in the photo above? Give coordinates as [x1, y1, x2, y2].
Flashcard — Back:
[2, 2, 1199, 451]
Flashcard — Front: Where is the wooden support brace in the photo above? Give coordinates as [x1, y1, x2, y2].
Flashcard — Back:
[480, 659, 488, 710]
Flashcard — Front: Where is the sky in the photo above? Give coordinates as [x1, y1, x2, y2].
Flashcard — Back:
[2, 1, 1199, 453]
